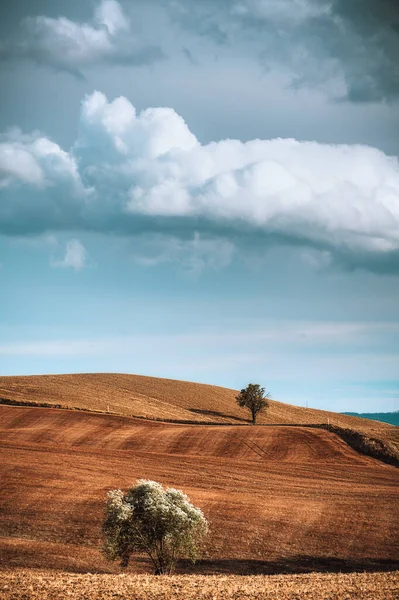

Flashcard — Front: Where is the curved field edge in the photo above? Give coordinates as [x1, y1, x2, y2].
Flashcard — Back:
[1, 373, 397, 436]
[0, 570, 398, 600]
[1, 396, 398, 468]
[309, 424, 399, 468]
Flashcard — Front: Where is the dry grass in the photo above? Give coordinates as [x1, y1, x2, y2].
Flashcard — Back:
[0, 569, 398, 599]
[0, 373, 397, 450]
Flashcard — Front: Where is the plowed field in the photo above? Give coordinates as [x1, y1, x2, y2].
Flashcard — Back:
[1, 374, 397, 449]
[1, 405, 398, 574]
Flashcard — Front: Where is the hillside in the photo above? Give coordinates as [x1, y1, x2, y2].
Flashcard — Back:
[1, 404, 398, 575]
[1, 374, 398, 450]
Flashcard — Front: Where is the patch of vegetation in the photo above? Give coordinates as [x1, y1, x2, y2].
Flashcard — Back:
[316, 424, 399, 468]
[0, 397, 63, 409]
[236, 383, 270, 424]
[0, 397, 108, 414]
[103, 480, 209, 574]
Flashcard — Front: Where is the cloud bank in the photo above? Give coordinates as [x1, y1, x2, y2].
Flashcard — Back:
[1, 91, 399, 273]
[0, 0, 164, 75]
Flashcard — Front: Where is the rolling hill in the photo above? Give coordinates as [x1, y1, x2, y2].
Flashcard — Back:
[1, 373, 398, 449]
[0, 404, 398, 575]
[1, 374, 398, 576]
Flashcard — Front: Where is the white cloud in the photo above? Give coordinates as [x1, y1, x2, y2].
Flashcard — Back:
[0, 128, 83, 190]
[1, 91, 399, 272]
[77, 90, 198, 160]
[0, 143, 44, 187]
[1, 0, 163, 74]
[51, 239, 88, 271]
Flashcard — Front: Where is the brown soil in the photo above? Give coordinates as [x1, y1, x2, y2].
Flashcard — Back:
[0, 404, 398, 575]
[0, 373, 397, 446]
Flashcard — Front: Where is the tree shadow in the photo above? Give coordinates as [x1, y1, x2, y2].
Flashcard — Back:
[189, 408, 249, 423]
[3, 543, 398, 575]
[177, 556, 399, 575]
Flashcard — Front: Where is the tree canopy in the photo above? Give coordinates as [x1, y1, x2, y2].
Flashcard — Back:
[236, 383, 270, 424]
[102, 479, 209, 574]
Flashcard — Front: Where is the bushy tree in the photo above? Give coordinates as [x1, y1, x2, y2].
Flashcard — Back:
[102, 479, 209, 574]
[236, 383, 270, 424]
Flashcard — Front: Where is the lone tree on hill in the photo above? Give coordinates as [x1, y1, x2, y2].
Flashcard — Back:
[236, 383, 270, 424]
[102, 479, 209, 575]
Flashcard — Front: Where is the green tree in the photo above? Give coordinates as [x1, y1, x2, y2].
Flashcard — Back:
[236, 383, 270, 424]
[102, 479, 209, 574]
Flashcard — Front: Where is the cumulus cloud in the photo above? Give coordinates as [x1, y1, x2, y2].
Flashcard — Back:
[1, 91, 399, 273]
[0, 128, 87, 235]
[170, 0, 399, 102]
[51, 238, 88, 271]
[0, 0, 164, 75]
[0, 128, 82, 189]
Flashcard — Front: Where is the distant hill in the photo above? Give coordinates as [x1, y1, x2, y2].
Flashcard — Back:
[342, 411, 399, 426]
[1, 373, 398, 450]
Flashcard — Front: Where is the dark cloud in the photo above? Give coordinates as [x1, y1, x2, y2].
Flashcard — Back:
[0, 0, 165, 76]
[329, 0, 399, 102]
[2, 1, 398, 101]
[169, 0, 399, 103]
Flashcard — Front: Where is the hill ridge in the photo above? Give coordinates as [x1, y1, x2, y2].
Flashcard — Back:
[0, 373, 398, 449]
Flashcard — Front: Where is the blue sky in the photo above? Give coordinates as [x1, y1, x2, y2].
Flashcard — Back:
[1, 0, 399, 412]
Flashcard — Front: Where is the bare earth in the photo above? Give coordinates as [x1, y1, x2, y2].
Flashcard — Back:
[1, 404, 398, 575]
[1, 373, 398, 449]
[1, 374, 398, 599]
[1, 570, 398, 600]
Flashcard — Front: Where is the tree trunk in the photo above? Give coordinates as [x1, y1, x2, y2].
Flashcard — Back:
[154, 562, 174, 575]
[120, 554, 129, 568]
[251, 410, 257, 424]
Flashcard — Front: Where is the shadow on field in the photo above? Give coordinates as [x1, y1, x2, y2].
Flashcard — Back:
[2, 541, 398, 575]
[178, 556, 399, 576]
[189, 408, 248, 423]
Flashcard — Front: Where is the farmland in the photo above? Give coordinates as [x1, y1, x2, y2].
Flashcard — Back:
[1, 373, 398, 448]
[1, 569, 398, 600]
[0, 374, 398, 599]
[1, 402, 398, 575]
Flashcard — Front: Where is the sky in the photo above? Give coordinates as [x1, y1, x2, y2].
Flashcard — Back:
[1, 0, 399, 413]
